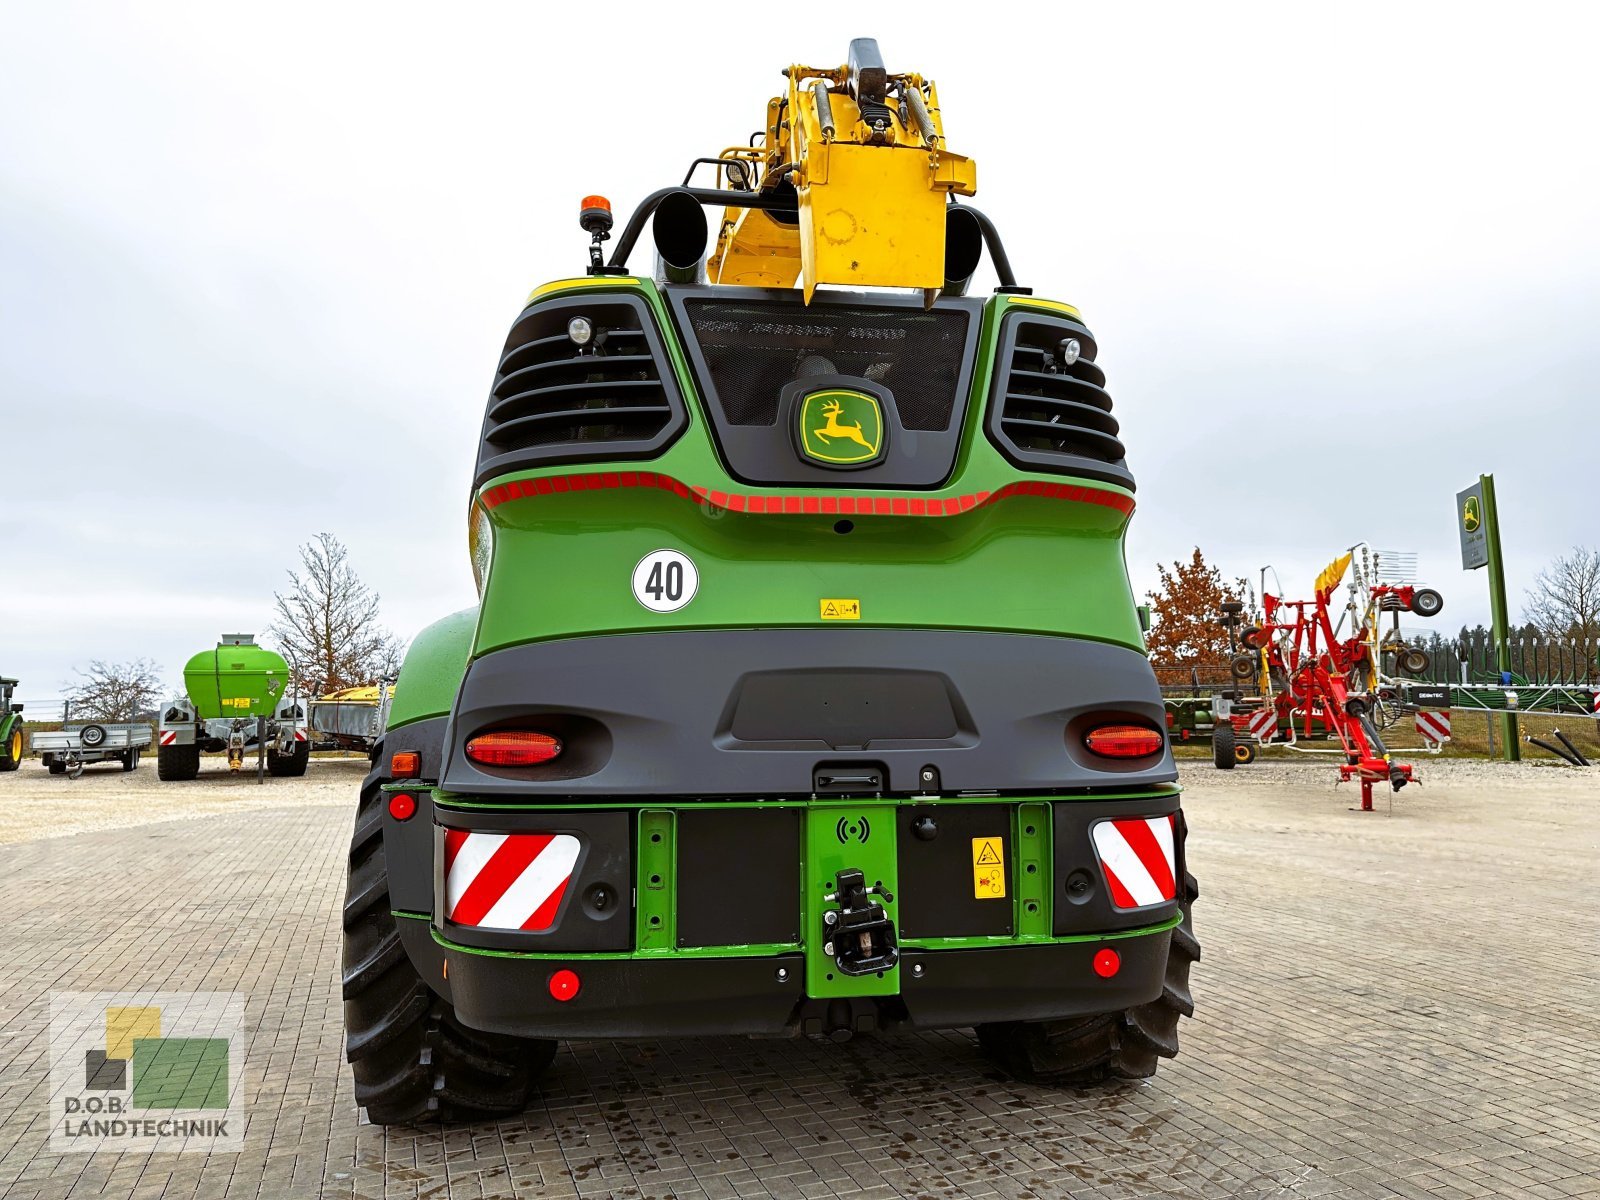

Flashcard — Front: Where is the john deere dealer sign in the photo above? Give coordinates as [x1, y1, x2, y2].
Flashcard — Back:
[1457, 481, 1488, 570]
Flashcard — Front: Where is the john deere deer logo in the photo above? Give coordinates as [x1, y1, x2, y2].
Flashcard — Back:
[798, 389, 885, 467]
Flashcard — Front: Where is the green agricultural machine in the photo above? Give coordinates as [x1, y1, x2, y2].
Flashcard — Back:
[156, 635, 308, 780]
[344, 40, 1198, 1125]
[0, 677, 23, 771]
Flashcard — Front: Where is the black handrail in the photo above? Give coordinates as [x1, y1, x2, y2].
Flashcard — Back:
[604, 188, 1020, 289]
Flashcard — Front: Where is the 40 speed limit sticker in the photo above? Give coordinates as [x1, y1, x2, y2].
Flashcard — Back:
[631, 549, 699, 613]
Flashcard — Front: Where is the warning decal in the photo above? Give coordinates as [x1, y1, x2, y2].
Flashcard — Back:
[971, 837, 1006, 900]
[819, 598, 861, 620]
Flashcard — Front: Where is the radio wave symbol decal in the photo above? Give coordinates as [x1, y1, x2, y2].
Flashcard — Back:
[835, 816, 871, 844]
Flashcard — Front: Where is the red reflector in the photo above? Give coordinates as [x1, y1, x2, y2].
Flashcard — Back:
[549, 968, 581, 1002]
[465, 731, 563, 767]
[387, 793, 416, 821]
[1093, 948, 1121, 978]
[1084, 724, 1164, 759]
[390, 750, 420, 778]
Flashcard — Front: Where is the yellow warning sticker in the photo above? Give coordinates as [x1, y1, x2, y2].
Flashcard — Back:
[972, 837, 1006, 899]
[819, 598, 861, 620]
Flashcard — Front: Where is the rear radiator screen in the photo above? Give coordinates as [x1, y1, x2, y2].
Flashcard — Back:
[684, 299, 970, 431]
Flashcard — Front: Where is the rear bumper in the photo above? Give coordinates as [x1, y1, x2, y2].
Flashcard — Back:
[396, 917, 1175, 1039]
[382, 788, 1187, 1040]
[439, 628, 1175, 797]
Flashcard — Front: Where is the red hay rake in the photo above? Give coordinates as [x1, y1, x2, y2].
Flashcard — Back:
[1234, 549, 1445, 810]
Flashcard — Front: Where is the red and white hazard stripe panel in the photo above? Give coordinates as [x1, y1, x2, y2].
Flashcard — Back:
[294, 728, 307, 742]
[1246, 709, 1277, 744]
[1091, 815, 1178, 909]
[443, 830, 580, 931]
[1415, 709, 1452, 743]
[158, 731, 178, 746]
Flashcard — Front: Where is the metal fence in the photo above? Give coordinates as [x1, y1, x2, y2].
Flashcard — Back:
[1407, 632, 1600, 687]
[1154, 632, 1599, 698]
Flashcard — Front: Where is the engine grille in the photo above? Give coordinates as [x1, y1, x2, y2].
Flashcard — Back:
[475, 294, 686, 487]
[986, 310, 1134, 490]
[683, 299, 970, 431]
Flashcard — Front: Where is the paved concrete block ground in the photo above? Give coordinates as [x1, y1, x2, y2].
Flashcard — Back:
[0, 756, 1596, 1199]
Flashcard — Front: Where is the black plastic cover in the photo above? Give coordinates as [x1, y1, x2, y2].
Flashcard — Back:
[666, 286, 982, 489]
[985, 308, 1135, 491]
[441, 629, 1175, 798]
[475, 293, 688, 488]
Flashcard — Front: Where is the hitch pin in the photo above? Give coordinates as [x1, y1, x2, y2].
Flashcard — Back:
[822, 885, 881, 904]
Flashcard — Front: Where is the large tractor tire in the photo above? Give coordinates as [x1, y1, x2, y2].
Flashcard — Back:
[343, 744, 556, 1124]
[267, 740, 310, 777]
[0, 721, 23, 772]
[977, 871, 1200, 1083]
[1212, 722, 1237, 770]
[157, 743, 201, 781]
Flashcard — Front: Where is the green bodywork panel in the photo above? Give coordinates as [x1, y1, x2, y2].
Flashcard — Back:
[387, 608, 478, 731]
[468, 280, 1141, 658]
[182, 643, 289, 720]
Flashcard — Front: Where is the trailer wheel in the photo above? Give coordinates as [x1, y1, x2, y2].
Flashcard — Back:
[1398, 648, 1431, 676]
[121, 748, 140, 772]
[80, 723, 107, 748]
[1409, 588, 1444, 618]
[48, 757, 66, 775]
[977, 871, 1199, 1084]
[267, 740, 310, 777]
[1233, 740, 1256, 765]
[157, 743, 201, 781]
[1229, 654, 1257, 681]
[343, 742, 555, 1125]
[0, 723, 22, 772]
[1212, 722, 1237, 770]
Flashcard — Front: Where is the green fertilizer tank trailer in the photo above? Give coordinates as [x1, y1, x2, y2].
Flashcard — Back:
[343, 39, 1199, 1125]
[156, 634, 309, 780]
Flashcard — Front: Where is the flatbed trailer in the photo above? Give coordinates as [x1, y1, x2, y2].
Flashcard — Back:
[32, 723, 153, 777]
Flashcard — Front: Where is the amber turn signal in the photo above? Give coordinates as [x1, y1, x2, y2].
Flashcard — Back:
[465, 730, 563, 767]
[1083, 724, 1164, 759]
[390, 750, 421, 778]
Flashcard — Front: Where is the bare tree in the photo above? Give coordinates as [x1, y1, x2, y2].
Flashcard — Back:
[1523, 546, 1600, 642]
[64, 659, 165, 722]
[269, 533, 405, 694]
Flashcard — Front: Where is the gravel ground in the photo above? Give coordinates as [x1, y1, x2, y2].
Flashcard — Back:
[0, 754, 362, 845]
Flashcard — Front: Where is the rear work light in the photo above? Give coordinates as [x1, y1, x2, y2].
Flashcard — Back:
[1084, 723, 1165, 759]
[465, 730, 563, 767]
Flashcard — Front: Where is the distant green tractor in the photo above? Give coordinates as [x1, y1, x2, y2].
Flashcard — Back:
[0, 677, 23, 771]
[156, 635, 308, 780]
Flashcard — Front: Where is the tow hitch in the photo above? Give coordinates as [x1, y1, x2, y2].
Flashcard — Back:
[822, 868, 898, 976]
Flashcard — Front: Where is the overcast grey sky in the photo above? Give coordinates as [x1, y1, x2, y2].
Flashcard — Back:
[3, 2, 1597, 705]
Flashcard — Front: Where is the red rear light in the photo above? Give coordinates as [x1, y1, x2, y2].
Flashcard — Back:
[387, 793, 416, 821]
[1092, 948, 1121, 978]
[548, 969, 581, 1002]
[1084, 724, 1164, 759]
[465, 731, 563, 767]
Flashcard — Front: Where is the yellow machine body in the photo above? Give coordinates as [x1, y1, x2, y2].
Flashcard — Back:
[707, 54, 977, 301]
